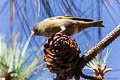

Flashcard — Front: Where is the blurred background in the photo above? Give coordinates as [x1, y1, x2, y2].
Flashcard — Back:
[0, 0, 120, 80]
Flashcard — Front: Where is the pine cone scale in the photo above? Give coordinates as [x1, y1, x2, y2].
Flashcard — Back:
[44, 32, 81, 76]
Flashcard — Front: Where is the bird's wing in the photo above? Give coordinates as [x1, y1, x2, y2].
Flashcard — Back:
[56, 16, 94, 22]
[47, 16, 94, 22]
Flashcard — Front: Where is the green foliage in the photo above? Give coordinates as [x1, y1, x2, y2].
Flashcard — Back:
[0, 34, 48, 80]
[84, 48, 112, 75]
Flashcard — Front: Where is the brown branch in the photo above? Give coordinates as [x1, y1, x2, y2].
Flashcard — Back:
[78, 24, 120, 80]
[80, 24, 120, 68]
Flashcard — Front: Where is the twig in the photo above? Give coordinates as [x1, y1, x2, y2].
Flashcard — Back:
[80, 24, 120, 69]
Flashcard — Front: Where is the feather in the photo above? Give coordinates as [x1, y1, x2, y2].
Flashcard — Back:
[48, 16, 94, 22]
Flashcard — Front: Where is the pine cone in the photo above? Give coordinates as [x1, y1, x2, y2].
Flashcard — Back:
[43, 32, 81, 74]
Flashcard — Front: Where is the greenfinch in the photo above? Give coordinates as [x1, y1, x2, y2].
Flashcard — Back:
[30, 16, 104, 37]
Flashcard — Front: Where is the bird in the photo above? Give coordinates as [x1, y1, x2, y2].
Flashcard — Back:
[30, 16, 104, 37]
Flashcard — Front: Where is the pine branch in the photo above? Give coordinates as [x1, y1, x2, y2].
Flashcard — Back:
[80, 24, 120, 69]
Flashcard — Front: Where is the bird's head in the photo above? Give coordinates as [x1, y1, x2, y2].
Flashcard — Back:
[30, 24, 42, 37]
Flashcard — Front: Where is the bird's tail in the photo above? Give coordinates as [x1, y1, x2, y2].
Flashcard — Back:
[93, 20, 105, 27]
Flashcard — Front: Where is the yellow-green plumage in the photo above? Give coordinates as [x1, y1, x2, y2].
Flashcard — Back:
[31, 16, 104, 37]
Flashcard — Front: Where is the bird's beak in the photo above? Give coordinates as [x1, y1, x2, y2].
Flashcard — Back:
[30, 31, 35, 38]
